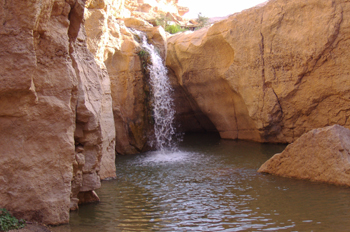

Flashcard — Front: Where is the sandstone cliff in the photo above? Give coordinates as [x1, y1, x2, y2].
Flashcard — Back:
[83, 0, 196, 154]
[0, 0, 192, 224]
[3, 0, 350, 226]
[167, 0, 350, 143]
[123, 0, 189, 23]
[0, 0, 115, 225]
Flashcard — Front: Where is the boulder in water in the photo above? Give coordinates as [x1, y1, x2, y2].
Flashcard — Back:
[258, 125, 350, 187]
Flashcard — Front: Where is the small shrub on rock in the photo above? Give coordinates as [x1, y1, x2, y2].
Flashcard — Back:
[0, 208, 26, 231]
[165, 24, 187, 34]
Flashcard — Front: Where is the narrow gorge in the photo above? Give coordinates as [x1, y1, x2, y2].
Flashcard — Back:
[1, 0, 350, 227]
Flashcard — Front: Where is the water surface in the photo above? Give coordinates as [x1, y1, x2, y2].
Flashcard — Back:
[54, 133, 350, 231]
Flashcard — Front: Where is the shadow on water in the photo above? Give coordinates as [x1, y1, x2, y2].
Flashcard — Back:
[53, 133, 350, 232]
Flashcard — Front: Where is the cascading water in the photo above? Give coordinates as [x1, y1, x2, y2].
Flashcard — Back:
[134, 30, 177, 151]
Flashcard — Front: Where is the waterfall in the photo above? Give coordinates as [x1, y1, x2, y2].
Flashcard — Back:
[133, 30, 177, 151]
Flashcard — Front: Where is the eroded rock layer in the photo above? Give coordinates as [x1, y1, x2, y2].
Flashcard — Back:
[83, 0, 216, 155]
[0, 0, 115, 224]
[166, 0, 350, 143]
[83, 0, 200, 154]
[3, 0, 350, 225]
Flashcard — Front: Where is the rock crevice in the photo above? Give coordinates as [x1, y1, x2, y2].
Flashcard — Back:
[0, 0, 116, 224]
[3, 0, 350, 226]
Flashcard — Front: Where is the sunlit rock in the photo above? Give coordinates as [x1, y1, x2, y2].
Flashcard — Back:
[258, 125, 350, 187]
[0, 0, 115, 224]
[124, 0, 189, 22]
[84, 1, 174, 154]
[166, 0, 350, 143]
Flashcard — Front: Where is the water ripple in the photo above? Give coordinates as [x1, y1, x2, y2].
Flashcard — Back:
[54, 134, 350, 232]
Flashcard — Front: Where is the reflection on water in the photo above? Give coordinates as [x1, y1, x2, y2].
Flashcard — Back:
[53, 133, 350, 231]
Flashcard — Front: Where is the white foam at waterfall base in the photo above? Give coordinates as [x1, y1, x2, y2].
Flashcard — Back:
[131, 150, 210, 167]
[136, 30, 177, 151]
[140, 150, 192, 163]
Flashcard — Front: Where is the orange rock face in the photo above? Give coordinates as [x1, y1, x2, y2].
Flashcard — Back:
[167, 0, 350, 143]
[0, 0, 115, 225]
[0, 0, 187, 225]
[124, 0, 189, 22]
[84, 0, 187, 155]
[258, 125, 350, 186]
[3, 0, 350, 226]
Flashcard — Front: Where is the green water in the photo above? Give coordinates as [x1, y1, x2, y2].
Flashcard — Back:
[53, 133, 350, 231]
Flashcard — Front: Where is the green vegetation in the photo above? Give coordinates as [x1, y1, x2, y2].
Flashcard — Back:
[138, 49, 149, 58]
[155, 13, 171, 28]
[137, 49, 150, 71]
[165, 24, 187, 34]
[152, 12, 210, 33]
[136, 49, 154, 126]
[0, 208, 26, 231]
[154, 13, 187, 34]
[196, 12, 209, 29]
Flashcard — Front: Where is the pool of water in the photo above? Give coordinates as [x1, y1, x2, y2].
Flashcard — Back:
[53, 133, 350, 231]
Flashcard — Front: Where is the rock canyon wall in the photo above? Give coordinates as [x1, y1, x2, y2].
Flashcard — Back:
[83, 0, 197, 154]
[167, 0, 350, 143]
[2, 0, 350, 226]
[0, 0, 115, 225]
[0, 0, 190, 225]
